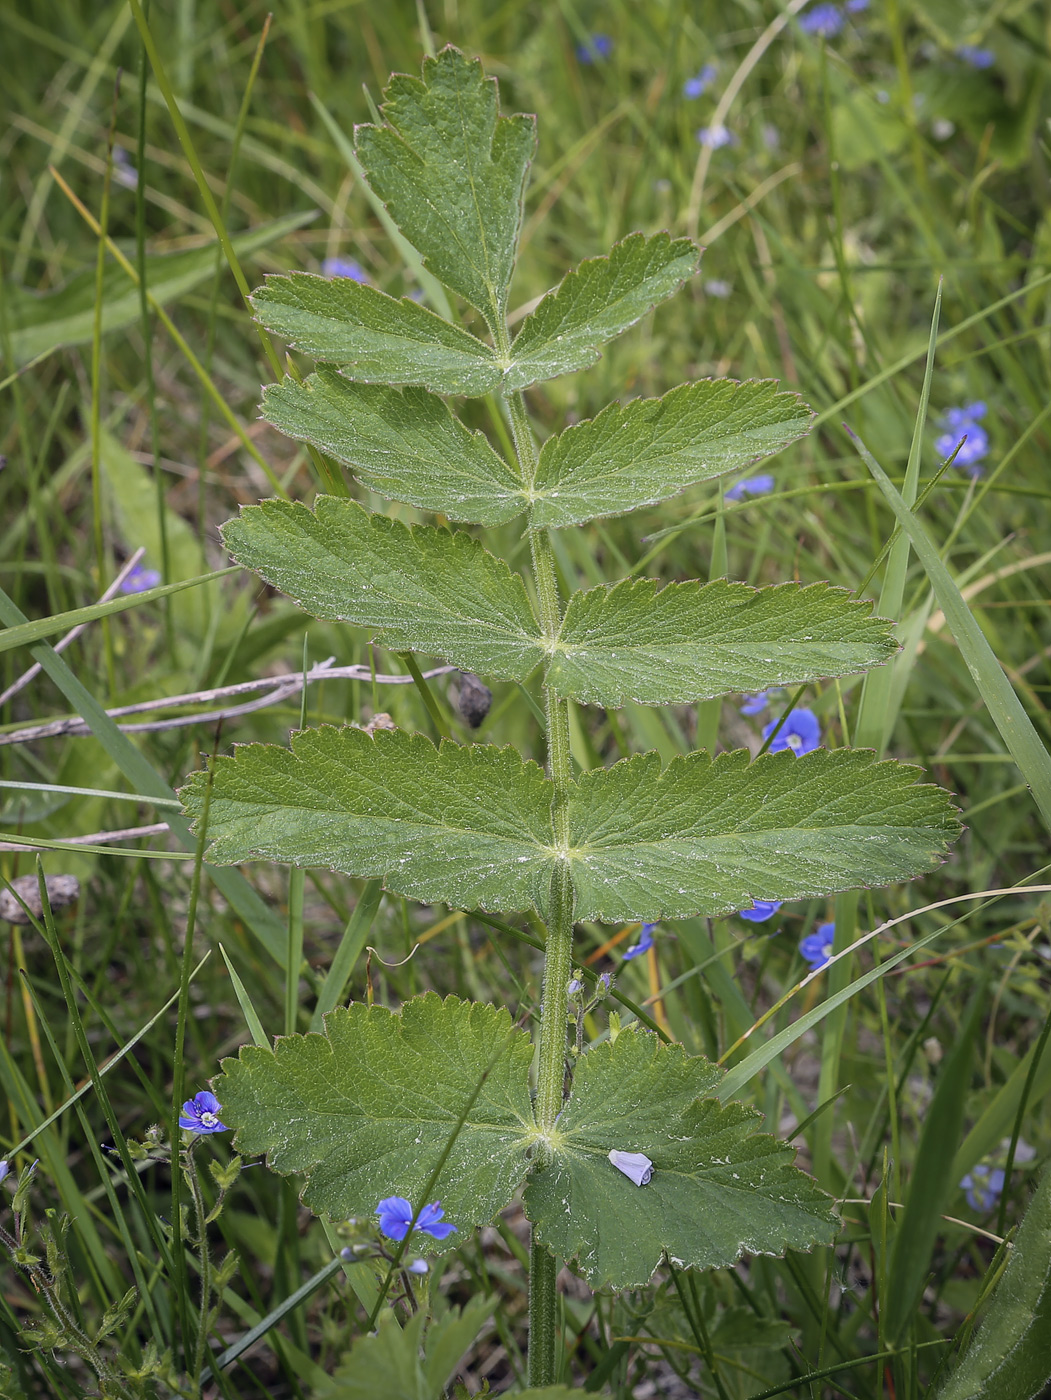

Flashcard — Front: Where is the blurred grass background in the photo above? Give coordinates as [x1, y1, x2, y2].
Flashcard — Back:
[2, 0, 1051, 1394]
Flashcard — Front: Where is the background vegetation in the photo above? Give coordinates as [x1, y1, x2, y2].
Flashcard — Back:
[2, 0, 1050, 1394]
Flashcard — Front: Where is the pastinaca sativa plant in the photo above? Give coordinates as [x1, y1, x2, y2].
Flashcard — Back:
[181, 47, 961, 1388]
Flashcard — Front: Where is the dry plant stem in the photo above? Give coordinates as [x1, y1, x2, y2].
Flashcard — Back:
[0, 661, 458, 745]
[504, 386, 573, 1388]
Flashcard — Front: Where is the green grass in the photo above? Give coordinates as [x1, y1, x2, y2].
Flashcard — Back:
[2, 0, 1051, 1395]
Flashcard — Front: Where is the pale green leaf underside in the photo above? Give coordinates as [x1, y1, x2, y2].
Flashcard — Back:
[530, 379, 814, 528]
[505, 232, 699, 393]
[525, 1030, 837, 1289]
[181, 727, 556, 913]
[260, 371, 524, 525]
[934, 1168, 1051, 1400]
[355, 47, 535, 329]
[214, 994, 536, 1242]
[551, 580, 898, 706]
[250, 275, 501, 397]
[183, 733, 959, 920]
[220, 498, 542, 681]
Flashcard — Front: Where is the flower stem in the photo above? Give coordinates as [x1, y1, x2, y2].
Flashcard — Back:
[504, 386, 574, 1388]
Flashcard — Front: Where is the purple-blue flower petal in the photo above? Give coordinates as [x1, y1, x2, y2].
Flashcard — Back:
[762, 707, 821, 755]
[739, 900, 783, 923]
[623, 922, 657, 961]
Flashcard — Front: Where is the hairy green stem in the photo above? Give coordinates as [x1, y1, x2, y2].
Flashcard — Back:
[528, 1235, 559, 1387]
[505, 387, 574, 1387]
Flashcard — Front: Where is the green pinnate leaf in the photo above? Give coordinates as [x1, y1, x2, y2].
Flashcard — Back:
[183, 730, 958, 923]
[220, 498, 543, 680]
[565, 747, 961, 922]
[524, 1029, 837, 1289]
[550, 580, 899, 706]
[260, 371, 526, 525]
[505, 232, 699, 392]
[355, 47, 535, 330]
[250, 274, 501, 396]
[315, 1310, 428, 1400]
[214, 994, 535, 1243]
[934, 1168, 1051, 1400]
[181, 727, 556, 914]
[529, 379, 813, 528]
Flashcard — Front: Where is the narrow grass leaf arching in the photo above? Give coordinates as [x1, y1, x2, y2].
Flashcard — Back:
[177, 45, 963, 1386]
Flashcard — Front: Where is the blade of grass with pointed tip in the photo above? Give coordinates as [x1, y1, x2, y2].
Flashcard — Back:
[885, 984, 985, 1344]
[850, 431, 1051, 835]
[0, 568, 237, 656]
[310, 880, 384, 1032]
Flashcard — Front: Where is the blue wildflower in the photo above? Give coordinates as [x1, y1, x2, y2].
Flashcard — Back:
[844, 0, 869, 9]
[577, 34, 613, 63]
[120, 563, 162, 594]
[683, 64, 717, 98]
[112, 146, 139, 190]
[739, 900, 783, 923]
[697, 124, 736, 149]
[623, 922, 657, 961]
[375, 1196, 457, 1242]
[567, 977, 583, 996]
[960, 1163, 1005, 1211]
[763, 707, 821, 755]
[408, 1258, 429, 1274]
[799, 3, 845, 36]
[322, 257, 369, 282]
[936, 401, 989, 476]
[800, 922, 836, 969]
[957, 44, 994, 69]
[0, 1161, 9, 1185]
[740, 690, 772, 716]
[178, 1090, 228, 1134]
[704, 278, 732, 298]
[725, 474, 775, 502]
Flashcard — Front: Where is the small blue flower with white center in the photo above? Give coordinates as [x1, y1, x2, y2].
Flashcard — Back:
[322, 257, 369, 282]
[623, 922, 657, 961]
[178, 1090, 228, 1134]
[725, 474, 775, 502]
[800, 922, 836, 969]
[375, 1197, 457, 1242]
[957, 44, 994, 69]
[740, 690, 772, 716]
[936, 402, 990, 476]
[683, 64, 717, 98]
[799, 3, 845, 36]
[762, 707, 821, 755]
[697, 124, 736, 149]
[739, 900, 783, 923]
[960, 1162, 1005, 1211]
[577, 34, 613, 63]
[120, 562, 162, 594]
